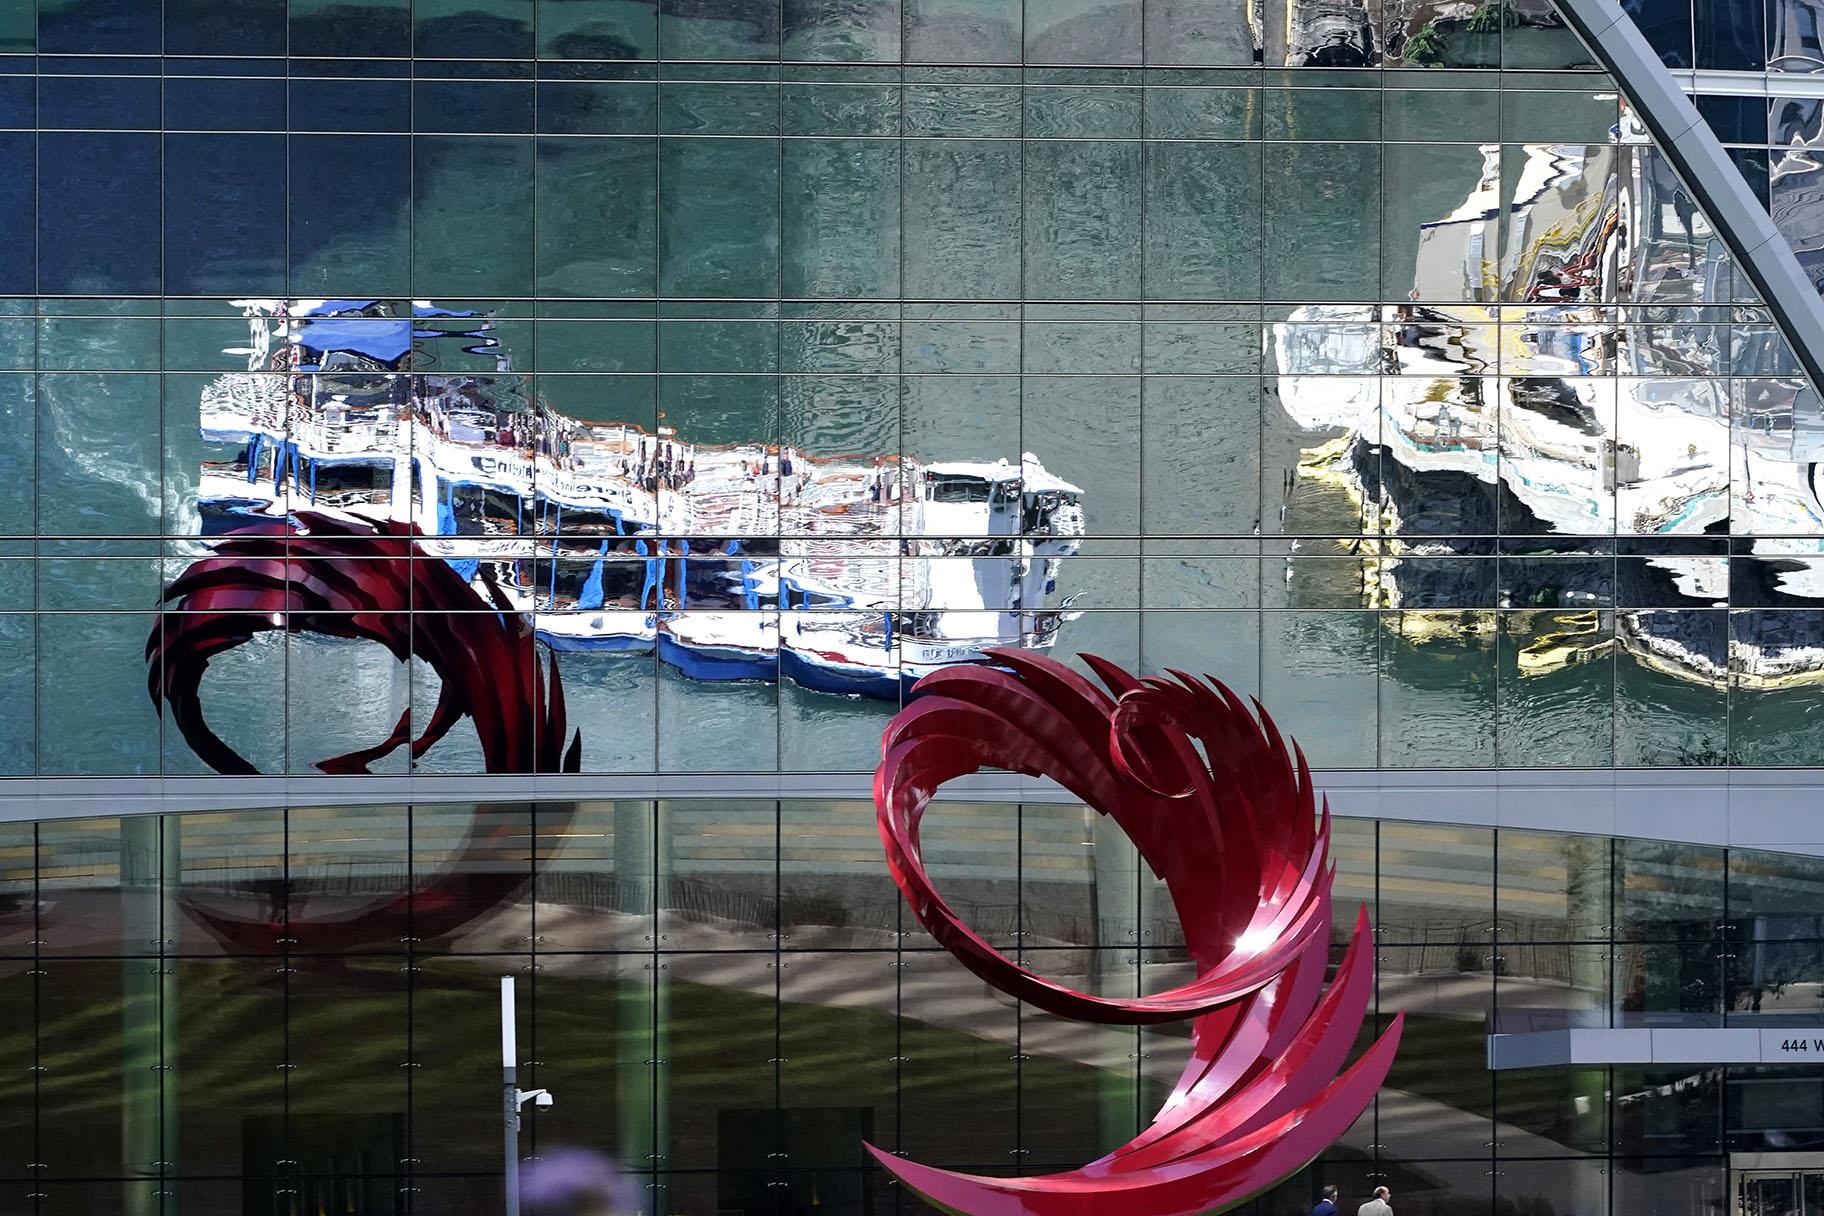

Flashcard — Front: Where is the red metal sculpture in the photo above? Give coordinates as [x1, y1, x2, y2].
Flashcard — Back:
[148, 512, 580, 951]
[150, 511, 580, 776]
[872, 649, 1402, 1216]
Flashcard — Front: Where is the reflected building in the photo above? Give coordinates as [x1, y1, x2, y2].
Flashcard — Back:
[11, 1, 1824, 1216]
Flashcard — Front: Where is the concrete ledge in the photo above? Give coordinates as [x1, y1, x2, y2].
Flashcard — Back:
[4, 768, 1824, 854]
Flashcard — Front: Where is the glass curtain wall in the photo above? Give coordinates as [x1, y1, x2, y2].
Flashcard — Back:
[4, 802, 1823, 1213]
[0, 3, 1820, 780]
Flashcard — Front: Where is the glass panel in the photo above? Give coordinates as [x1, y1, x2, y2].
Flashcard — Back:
[1616, 941, 1723, 1027]
[537, 138, 658, 298]
[779, 799, 899, 950]
[902, 141, 1023, 299]
[777, 951, 898, 1166]
[286, 957, 409, 1184]
[38, 817, 154, 958]
[904, 0, 1021, 61]
[1262, 609, 1378, 766]
[1612, 1071, 1721, 1156]
[1616, 609, 1727, 766]
[663, 952, 779, 1172]
[1019, 951, 1139, 1167]
[1377, 945, 1495, 1161]
[287, 804, 409, 956]
[1264, 144, 1382, 301]
[38, 961, 136, 1179]
[536, 800, 653, 954]
[530, 953, 653, 1169]
[896, 949, 1019, 1168]
[1023, 142, 1142, 299]
[1025, 801, 1136, 952]
[1497, 831, 1610, 943]
[1490, 1160, 1604, 1216]
[1377, 823, 1495, 948]
[659, 139, 780, 298]
[173, 809, 284, 957]
[412, 802, 535, 954]
[411, 954, 512, 1176]
[171, 959, 285, 1179]
[1380, 609, 1497, 768]
[783, 141, 900, 298]
[0, 958, 31, 1176]
[659, 800, 776, 951]
[1616, 839, 1724, 942]
[1731, 1069, 1824, 1152]
[1732, 848, 1824, 942]
[1732, 610, 1824, 765]
[1496, 609, 1615, 768]
[1730, 939, 1824, 1027]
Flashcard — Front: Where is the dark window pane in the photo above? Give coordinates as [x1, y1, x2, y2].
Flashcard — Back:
[39, 74, 161, 130]
[290, 134, 411, 296]
[415, 0, 535, 58]
[412, 135, 536, 296]
[38, 133, 161, 294]
[39, 0, 160, 54]
[289, 0, 412, 57]
[164, 76, 287, 130]
[1732, 146, 1772, 209]
[1695, 0, 1765, 69]
[164, 0, 287, 56]
[0, 76, 29, 127]
[537, 80, 657, 135]
[658, 138, 780, 297]
[1624, 0, 1694, 67]
[537, 136, 657, 297]
[0, 134, 30, 293]
[290, 77, 411, 132]
[413, 79, 536, 133]
[165, 134, 286, 295]
[1697, 92, 1766, 144]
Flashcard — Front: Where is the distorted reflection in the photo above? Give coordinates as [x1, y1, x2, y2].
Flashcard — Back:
[1285, 0, 1378, 66]
[1262, 122, 1824, 726]
[192, 301, 1085, 700]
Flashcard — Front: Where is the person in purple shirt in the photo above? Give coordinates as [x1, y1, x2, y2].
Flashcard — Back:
[1313, 1185, 1340, 1216]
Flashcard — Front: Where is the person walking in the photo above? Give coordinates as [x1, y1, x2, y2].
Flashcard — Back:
[1358, 1185, 1393, 1216]
[1313, 1185, 1340, 1216]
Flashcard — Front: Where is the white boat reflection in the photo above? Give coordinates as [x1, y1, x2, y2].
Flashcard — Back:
[190, 301, 1086, 701]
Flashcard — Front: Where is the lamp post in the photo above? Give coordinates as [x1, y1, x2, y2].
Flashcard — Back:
[502, 975, 554, 1216]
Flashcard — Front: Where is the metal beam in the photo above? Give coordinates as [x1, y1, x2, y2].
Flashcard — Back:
[1551, 0, 1824, 399]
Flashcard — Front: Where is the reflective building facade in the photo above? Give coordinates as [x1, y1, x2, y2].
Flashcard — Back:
[8, 0, 1824, 1214]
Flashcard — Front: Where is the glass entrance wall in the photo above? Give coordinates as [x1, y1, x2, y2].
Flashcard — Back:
[1, 800, 1823, 1213]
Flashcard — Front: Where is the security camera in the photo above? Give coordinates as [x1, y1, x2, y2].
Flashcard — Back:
[516, 1088, 554, 1111]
